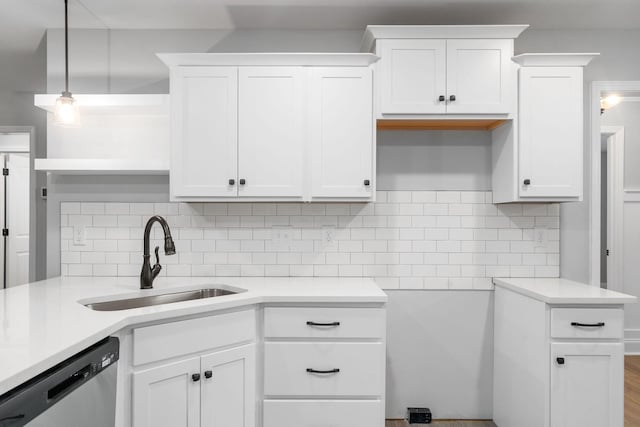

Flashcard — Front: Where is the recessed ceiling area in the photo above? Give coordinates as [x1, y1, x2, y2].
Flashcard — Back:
[2, 0, 640, 52]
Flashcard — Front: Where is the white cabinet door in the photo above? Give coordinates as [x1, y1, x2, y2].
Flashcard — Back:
[171, 67, 238, 199]
[309, 67, 374, 199]
[446, 39, 512, 114]
[550, 342, 623, 427]
[133, 357, 201, 427]
[518, 67, 582, 199]
[238, 67, 305, 198]
[378, 39, 446, 114]
[201, 344, 256, 427]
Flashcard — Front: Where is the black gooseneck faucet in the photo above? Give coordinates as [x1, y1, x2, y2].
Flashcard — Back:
[140, 215, 176, 289]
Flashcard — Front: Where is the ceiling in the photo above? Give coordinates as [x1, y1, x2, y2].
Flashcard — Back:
[2, 0, 640, 53]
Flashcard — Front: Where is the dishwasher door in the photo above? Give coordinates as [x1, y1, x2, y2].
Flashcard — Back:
[27, 363, 117, 427]
[0, 337, 119, 427]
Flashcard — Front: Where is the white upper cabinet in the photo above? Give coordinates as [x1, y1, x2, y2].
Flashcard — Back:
[378, 39, 446, 114]
[363, 25, 528, 118]
[170, 67, 238, 199]
[518, 66, 583, 199]
[159, 54, 378, 202]
[238, 67, 305, 199]
[309, 67, 374, 199]
[446, 39, 512, 114]
[492, 53, 599, 203]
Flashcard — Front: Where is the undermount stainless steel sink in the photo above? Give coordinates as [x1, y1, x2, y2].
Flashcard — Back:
[84, 288, 240, 311]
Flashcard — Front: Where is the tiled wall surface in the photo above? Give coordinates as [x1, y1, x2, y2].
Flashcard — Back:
[60, 191, 560, 290]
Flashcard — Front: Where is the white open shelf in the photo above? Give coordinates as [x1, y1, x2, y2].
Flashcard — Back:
[34, 159, 169, 175]
[34, 94, 169, 115]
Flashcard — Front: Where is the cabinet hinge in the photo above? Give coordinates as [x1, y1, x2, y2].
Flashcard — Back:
[2, 168, 8, 176]
[2, 229, 8, 237]
[606, 249, 610, 256]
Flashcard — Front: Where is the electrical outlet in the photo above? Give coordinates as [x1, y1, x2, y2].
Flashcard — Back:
[271, 226, 292, 250]
[534, 227, 547, 248]
[73, 226, 86, 246]
[322, 227, 337, 249]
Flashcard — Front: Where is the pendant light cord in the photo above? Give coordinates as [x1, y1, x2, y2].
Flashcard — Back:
[64, 0, 70, 96]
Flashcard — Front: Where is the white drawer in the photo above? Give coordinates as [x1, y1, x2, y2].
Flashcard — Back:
[264, 342, 384, 397]
[550, 308, 623, 339]
[263, 400, 384, 427]
[133, 309, 256, 365]
[263, 307, 385, 339]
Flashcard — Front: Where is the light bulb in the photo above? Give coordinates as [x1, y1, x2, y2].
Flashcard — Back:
[600, 94, 622, 111]
[55, 94, 78, 126]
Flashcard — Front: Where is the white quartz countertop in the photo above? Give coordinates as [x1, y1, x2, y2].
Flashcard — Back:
[0, 276, 386, 396]
[493, 277, 637, 304]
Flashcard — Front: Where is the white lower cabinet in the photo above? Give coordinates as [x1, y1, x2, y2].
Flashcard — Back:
[133, 344, 255, 427]
[262, 306, 386, 427]
[133, 357, 201, 427]
[494, 286, 625, 427]
[550, 343, 623, 427]
[263, 400, 382, 427]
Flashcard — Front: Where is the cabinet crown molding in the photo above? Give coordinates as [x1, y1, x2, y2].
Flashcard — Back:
[157, 53, 379, 68]
[361, 24, 529, 52]
[512, 53, 600, 67]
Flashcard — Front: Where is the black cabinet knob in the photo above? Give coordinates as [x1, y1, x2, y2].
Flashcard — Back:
[204, 370, 213, 379]
[523, 179, 531, 185]
[364, 179, 370, 186]
[438, 95, 445, 102]
[449, 95, 456, 102]
[192, 373, 201, 382]
[239, 179, 246, 185]
[556, 357, 565, 365]
[228, 179, 235, 185]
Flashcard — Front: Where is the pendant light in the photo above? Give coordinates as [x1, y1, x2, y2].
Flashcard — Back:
[54, 0, 78, 125]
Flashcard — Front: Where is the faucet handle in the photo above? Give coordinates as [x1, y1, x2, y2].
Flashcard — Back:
[154, 246, 160, 265]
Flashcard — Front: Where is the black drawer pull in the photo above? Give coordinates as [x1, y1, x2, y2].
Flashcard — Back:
[204, 370, 213, 379]
[571, 322, 605, 327]
[306, 321, 340, 327]
[228, 179, 235, 185]
[306, 368, 340, 374]
[192, 373, 201, 382]
[557, 357, 565, 365]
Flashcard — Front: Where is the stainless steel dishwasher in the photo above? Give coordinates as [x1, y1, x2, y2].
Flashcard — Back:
[0, 337, 119, 427]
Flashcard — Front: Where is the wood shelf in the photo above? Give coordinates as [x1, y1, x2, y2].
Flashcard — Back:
[34, 159, 169, 175]
[377, 119, 508, 131]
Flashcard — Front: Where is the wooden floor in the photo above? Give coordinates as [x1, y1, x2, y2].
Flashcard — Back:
[626, 356, 640, 426]
[386, 356, 640, 427]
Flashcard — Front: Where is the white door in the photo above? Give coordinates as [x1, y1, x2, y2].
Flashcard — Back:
[171, 66, 238, 199]
[309, 67, 374, 199]
[201, 344, 256, 427]
[237, 67, 305, 198]
[5, 153, 29, 287]
[133, 357, 201, 427]
[518, 67, 583, 198]
[445, 39, 512, 114]
[550, 342, 623, 427]
[378, 39, 447, 114]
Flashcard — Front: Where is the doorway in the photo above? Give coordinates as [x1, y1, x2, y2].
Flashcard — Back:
[600, 126, 624, 292]
[0, 132, 31, 287]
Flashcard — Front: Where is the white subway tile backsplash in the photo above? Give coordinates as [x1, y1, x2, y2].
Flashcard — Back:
[60, 192, 560, 289]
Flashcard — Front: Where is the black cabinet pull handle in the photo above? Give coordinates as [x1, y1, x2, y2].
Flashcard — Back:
[204, 370, 213, 379]
[306, 321, 340, 327]
[438, 95, 445, 102]
[306, 368, 340, 374]
[449, 95, 456, 102]
[192, 373, 201, 382]
[239, 179, 246, 185]
[228, 179, 235, 185]
[364, 179, 370, 186]
[523, 179, 531, 185]
[571, 322, 605, 327]
[557, 357, 565, 365]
